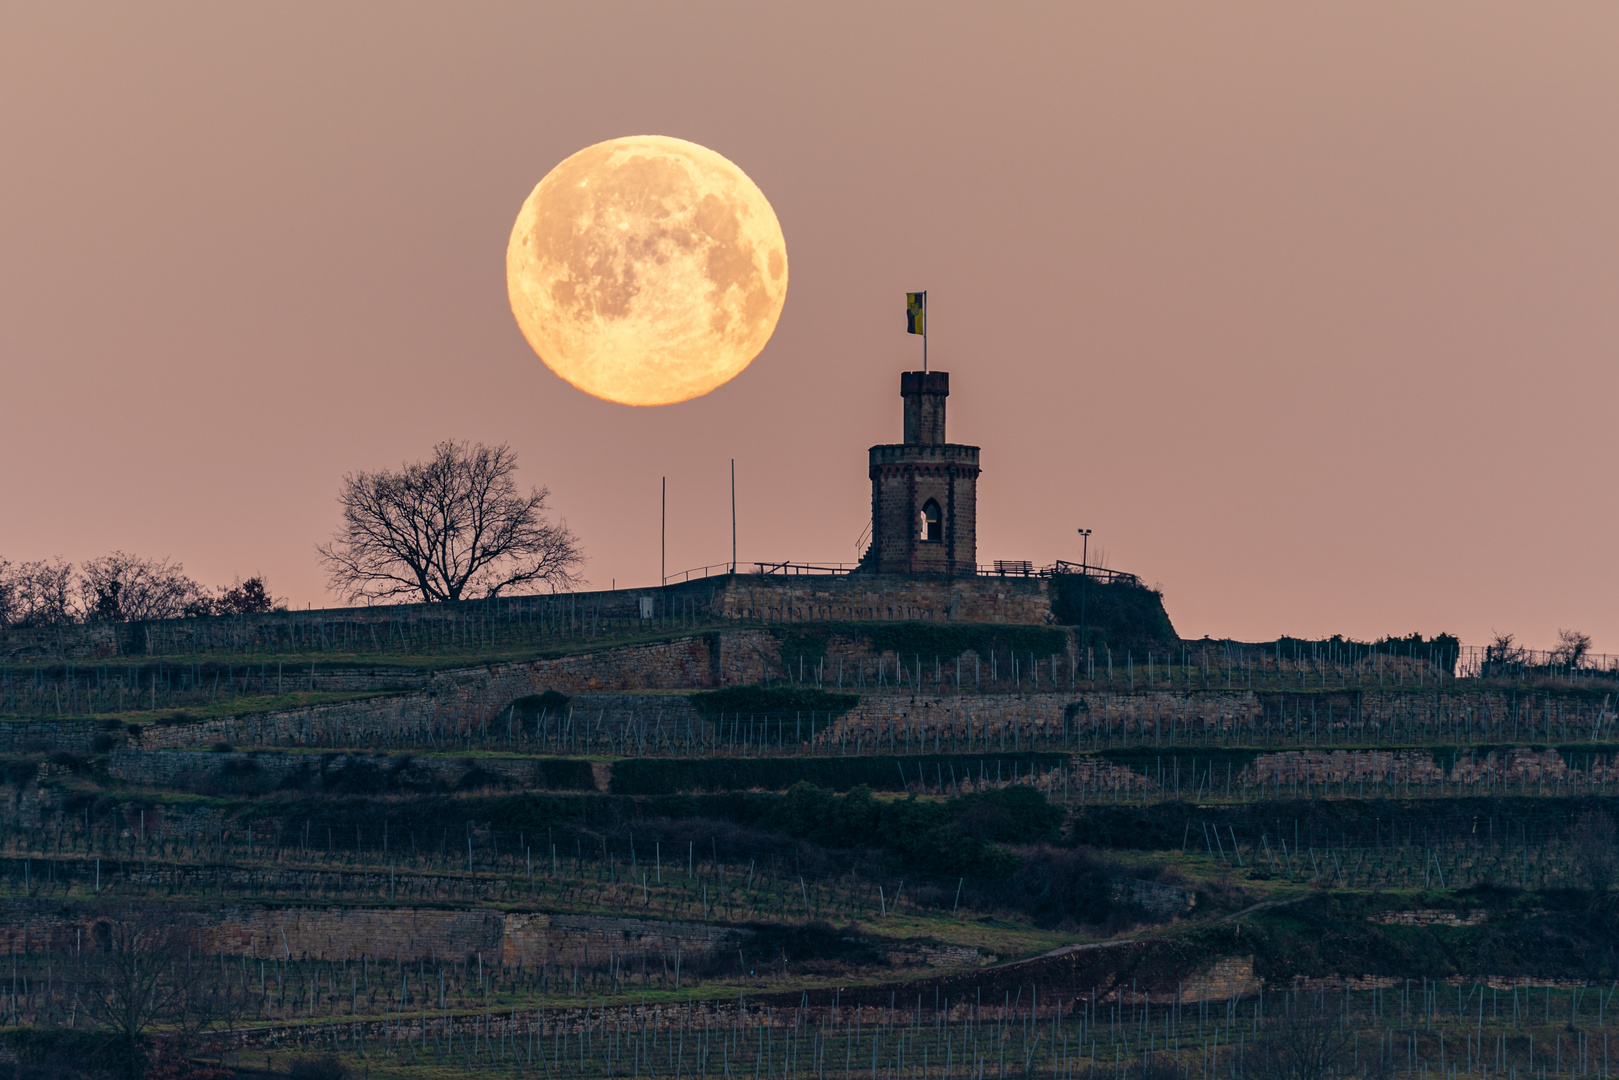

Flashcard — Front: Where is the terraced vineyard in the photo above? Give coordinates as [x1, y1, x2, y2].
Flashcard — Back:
[2, 605, 1616, 1080]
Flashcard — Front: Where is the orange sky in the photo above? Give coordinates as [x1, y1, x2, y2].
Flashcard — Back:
[2, 4, 1616, 653]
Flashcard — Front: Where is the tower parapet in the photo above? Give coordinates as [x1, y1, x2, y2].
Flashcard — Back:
[865, 371, 980, 575]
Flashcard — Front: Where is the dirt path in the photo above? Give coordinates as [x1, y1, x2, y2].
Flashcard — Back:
[986, 893, 1307, 970]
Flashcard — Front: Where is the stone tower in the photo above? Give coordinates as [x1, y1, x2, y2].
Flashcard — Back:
[865, 371, 980, 575]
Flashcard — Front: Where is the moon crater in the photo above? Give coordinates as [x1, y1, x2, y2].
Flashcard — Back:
[507, 136, 788, 406]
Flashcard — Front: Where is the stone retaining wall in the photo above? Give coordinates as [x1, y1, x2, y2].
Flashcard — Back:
[826, 688, 1616, 747]
[709, 575, 1051, 625]
[1109, 877, 1196, 915]
[105, 748, 604, 794]
[1072, 746, 1619, 799]
[0, 899, 744, 967]
[0, 574, 1054, 663]
[16, 742, 1619, 814]
[121, 691, 707, 753]
[0, 899, 984, 972]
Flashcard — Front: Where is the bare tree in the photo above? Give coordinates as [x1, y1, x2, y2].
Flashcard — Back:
[0, 558, 14, 626]
[2, 558, 79, 627]
[77, 920, 198, 1079]
[1234, 993, 1376, 1080]
[1, 558, 277, 626]
[1480, 631, 1529, 679]
[1553, 628, 1593, 670]
[318, 439, 583, 602]
[199, 952, 256, 1071]
[1484, 631, 1525, 666]
[77, 553, 207, 623]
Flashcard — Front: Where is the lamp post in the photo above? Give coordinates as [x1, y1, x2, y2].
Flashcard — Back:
[1076, 528, 1092, 647]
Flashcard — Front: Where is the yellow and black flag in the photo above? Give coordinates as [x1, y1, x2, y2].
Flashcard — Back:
[906, 291, 927, 336]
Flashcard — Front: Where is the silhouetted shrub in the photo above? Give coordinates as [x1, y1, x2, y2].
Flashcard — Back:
[213, 575, 281, 614]
[965, 847, 1117, 928]
[505, 691, 572, 737]
[1050, 576, 1178, 649]
[290, 1054, 346, 1080]
[688, 685, 859, 719]
[952, 784, 1065, 843]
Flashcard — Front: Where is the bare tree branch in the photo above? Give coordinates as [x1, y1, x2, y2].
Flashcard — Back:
[77, 553, 207, 622]
[1553, 628, 1593, 670]
[317, 439, 584, 603]
[0, 557, 77, 626]
[1234, 993, 1375, 1080]
[77, 919, 199, 1078]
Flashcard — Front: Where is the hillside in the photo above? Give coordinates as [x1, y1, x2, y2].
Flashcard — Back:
[1, 583, 1616, 1078]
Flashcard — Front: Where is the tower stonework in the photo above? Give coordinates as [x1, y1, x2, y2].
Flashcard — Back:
[866, 371, 980, 575]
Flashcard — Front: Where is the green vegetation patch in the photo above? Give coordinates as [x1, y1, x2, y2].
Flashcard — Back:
[759, 782, 1060, 875]
[219, 781, 1066, 880]
[863, 623, 1068, 660]
[1068, 795, 1619, 851]
[0, 689, 389, 727]
[610, 752, 1069, 795]
[687, 685, 859, 718]
[1239, 888, 1619, 981]
[769, 622, 1068, 667]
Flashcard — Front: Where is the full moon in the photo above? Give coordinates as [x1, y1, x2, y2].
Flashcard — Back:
[506, 136, 789, 406]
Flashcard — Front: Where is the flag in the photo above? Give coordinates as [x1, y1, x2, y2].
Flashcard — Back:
[906, 291, 927, 336]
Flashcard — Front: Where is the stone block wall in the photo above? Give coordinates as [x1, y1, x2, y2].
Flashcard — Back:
[1071, 745, 1619, 801]
[812, 687, 1617, 753]
[711, 575, 1049, 625]
[104, 748, 605, 794]
[0, 899, 747, 968]
[211, 904, 506, 964]
[0, 896, 988, 976]
[498, 912, 741, 970]
[9, 666, 1614, 787]
[1109, 877, 1197, 916]
[1178, 956, 1258, 1000]
[17, 740, 1609, 827]
[122, 690, 708, 753]
[868, 445, 980, 576]
[0, 572, 1057, 663]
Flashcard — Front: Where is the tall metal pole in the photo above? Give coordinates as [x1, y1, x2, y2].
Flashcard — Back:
[661, 476, 666, 587]
[730, 459, 737, 574]
[1077, 528, 1092, 648]
[922, 292, 928, 373]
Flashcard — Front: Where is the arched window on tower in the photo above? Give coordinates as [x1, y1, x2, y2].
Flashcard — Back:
[920, 499, 943, 542]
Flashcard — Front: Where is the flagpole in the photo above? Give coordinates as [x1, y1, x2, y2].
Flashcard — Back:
[907, 290, 929, 370]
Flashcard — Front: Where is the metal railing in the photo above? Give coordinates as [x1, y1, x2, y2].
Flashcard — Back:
[755, 561, 861, 575]
[661, 562, 738, 585]
[973, 560, 1141, 585]
[1046, 561, 1142, 586]
[663, 559, 1144, 583]
[1455, 643, 1619, 685]
[661, 561, 862, 583]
